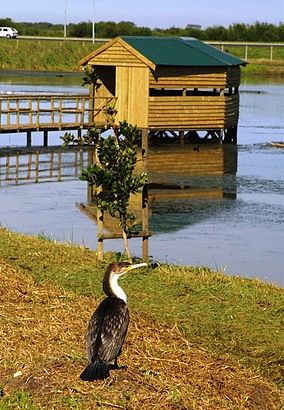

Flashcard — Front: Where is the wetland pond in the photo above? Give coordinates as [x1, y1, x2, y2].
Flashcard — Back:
[0, 72, 283, 286]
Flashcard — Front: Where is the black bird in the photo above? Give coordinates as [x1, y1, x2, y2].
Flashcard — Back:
[80, 261, 147, 381]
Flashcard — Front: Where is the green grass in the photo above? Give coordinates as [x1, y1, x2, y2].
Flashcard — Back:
[0, 227, 283, 390]
[0, 39, 99, 71]
[0, 391, 39, 410]
[0, 39, 283, 75]
[222, 45, 284, 61]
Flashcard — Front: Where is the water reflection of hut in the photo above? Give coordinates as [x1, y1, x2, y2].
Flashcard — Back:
[79, 36, 246, 143]
[84, 144, 237, 236]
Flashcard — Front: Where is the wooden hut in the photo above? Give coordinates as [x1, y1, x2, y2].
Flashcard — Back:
[79, 36, 246, 143]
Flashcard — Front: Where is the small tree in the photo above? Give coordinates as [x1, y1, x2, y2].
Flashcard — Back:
[61, 68, 147, 261]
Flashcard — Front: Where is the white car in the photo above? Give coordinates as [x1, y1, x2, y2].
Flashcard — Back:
[0, 27, 18, 38]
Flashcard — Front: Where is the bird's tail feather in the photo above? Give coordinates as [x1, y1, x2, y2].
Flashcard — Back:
[80, 360, 110, 381]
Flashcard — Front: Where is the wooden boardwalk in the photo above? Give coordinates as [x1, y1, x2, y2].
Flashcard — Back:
[0, 93, 115, 134]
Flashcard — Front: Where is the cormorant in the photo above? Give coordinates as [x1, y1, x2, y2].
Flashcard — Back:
[80, 261, 147, 381]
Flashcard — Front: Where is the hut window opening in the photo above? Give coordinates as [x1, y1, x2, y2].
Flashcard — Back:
[149, 87, 227, 97]
[94, 66, 116, 97]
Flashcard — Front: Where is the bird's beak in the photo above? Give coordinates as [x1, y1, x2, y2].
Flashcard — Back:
[125, 262, 147, 272]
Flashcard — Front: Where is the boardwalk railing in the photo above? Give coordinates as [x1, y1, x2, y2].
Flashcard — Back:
[0, 94, 115, 133]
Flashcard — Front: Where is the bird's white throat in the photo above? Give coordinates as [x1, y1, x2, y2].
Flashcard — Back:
[110, 275, 127, 303]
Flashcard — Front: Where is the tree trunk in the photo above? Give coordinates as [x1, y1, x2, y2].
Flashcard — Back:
[122, 229, 132, 263]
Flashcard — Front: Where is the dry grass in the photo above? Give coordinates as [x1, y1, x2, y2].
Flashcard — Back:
[0, 259, 283, 410]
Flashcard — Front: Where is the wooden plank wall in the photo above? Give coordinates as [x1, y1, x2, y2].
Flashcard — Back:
[89, 42, 146, 67]
[148, 96, 238, 129]
[150, 66, 241, 88]
[224, 95, 239, 127]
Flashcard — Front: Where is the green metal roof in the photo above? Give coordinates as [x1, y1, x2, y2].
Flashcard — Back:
[122, 36, 246, 67]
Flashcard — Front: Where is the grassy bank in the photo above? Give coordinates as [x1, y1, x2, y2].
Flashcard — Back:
[0, 228, 283, 409]
[0, 38, 284, 76]
[0, 39, 97, 71]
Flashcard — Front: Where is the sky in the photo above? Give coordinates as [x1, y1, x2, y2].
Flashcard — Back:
[1, 0, 283, 29]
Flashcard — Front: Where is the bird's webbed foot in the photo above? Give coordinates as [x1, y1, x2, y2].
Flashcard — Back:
[108, 357, 127, 370]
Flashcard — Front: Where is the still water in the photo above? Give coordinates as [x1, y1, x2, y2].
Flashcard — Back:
[0, 72, 283, 286]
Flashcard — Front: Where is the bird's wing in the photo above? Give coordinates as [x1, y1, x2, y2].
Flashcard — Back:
[98, 298, 129, 363]
[86, 300, 107, 362]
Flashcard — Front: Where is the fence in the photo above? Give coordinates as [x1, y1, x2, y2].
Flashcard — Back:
[16, 36, 284, 61]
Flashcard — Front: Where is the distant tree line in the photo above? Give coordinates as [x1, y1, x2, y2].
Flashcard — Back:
[1, 17, 283, 42]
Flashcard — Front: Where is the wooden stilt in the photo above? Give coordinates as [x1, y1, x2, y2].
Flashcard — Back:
[179, 130, 185, 145]
[224, 127, 237, 144]
[27, 131, 32, 147]
[43, 130, 48, 147]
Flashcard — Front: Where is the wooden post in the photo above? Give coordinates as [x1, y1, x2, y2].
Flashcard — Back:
[51, 97, 55, 124]
[75, 97, 79, 124]
[141, 128, 149, 262]
[224, 127, 237, 144]
[43, 130, 48, 147]
[179, 130, 185, 145]
[7, 100, 11, 128]
[27, 131, 32, 147]
[89, 85, 94, 124]
[28, 99, 32, 128]
[78, 128, 82, 141]
[36, 99, 40, 128]
[59, 98, 63, 129]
